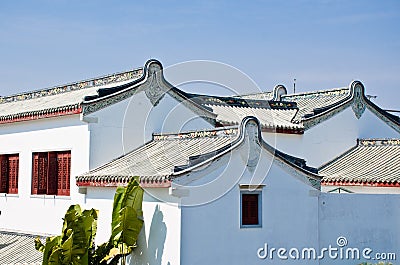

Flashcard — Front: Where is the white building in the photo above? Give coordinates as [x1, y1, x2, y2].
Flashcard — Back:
[0, 59, 399, 264]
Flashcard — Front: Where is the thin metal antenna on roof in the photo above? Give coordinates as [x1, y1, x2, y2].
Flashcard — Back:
[293, 78, 296, 94]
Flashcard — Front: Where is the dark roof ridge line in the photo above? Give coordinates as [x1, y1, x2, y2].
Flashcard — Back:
[364, 97, 400, 132]
[187, 92, 298, 110]
[81, 59, 217, 120]
[318, 139, 360, 171]
[357, 138, 400, 146]
[81, 61, 154, 104]
[299, 80, 400, 131]
[296, 92, 353, 126]
[152, 125, 238, 140]
[352, 80, 400, 132]
[282, 86, 349, 98]
[168, 118, 249, 177]
[76, 116, 320, 188]
[170, 116, 321, 183]
[0, 68, 143, 104]
[234, 84, 287, 101]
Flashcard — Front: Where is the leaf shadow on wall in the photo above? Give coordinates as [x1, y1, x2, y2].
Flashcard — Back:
[129, 204, 169, 265]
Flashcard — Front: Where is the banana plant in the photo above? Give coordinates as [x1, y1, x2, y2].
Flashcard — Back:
[36, 177, 144, 265]
[35, 205, 98, 265]
[93, 176, 144, 264]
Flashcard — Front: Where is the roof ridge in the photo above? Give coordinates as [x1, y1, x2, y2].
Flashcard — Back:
[189, 94, 298, 109]
[0, 67, 143, 104]
[153, 126, 239, 141]
[234, 90, 273, 97]
[282, 87, 348, 99]
[358, 138, 400, 146]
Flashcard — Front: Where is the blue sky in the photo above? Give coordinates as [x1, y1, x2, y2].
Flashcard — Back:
[0, 0, 399, 109]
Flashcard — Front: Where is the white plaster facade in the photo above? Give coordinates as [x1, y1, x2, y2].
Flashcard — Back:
[271, 106, 399, 168]
[0, 115, 89, 235]
[0, 60, 399, 265]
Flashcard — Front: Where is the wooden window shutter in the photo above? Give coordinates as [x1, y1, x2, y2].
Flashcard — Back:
[7, 155, 19, 194]
[47, 152, 58, 195]
[57, 151, 71, 196]
[35, 152, 48, 194]
[32, 153, 39, 194]
[38, 153, 48, 194]
[242, 194, 259, 225]
[0, 155, 8, 193]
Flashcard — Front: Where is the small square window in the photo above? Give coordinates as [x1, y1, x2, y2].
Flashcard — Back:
[241, 191, 262, 228]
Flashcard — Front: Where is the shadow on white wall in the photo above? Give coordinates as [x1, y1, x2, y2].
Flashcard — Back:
[129, 205, 170, 265]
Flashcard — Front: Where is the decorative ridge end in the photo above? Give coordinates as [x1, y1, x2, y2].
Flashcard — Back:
[240, 116, 262, 142]
[145, 58, 163, 68]
[349, 80, 365, 93]
[240, 115, 261, 127]
[349, 80, 366, 119]
[272, 84, 287, 100]
[144, 59, 164, 75]
[349, 80, 366, 99]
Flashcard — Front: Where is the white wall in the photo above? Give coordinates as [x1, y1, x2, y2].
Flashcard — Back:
[83, 186, 181, 265]
[178, 137, 320, 265]
[318, 193, 400, 265]
[87, 91, 212, 169]
[177, 150, 400, 265]
[0, 115, 90, 235]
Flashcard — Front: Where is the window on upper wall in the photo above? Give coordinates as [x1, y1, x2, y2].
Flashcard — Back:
[31, 151, 71, 196]
[240, 190, 262, 228]
[0, 154, 19, 194]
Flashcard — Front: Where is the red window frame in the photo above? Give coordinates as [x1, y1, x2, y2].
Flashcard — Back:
[0, 154, 19, 194]
[32, 151, 71, 196]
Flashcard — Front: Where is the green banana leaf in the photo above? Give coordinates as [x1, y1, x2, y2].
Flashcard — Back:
[35, 235, 61, 265]
[35, 177, 143, 265]
[48, 247, 62, 265]
[110, 186, 125, 244]
[92, 177, 144, 264]
[35, 205, 98, 265]
[109, 177, 144, 256]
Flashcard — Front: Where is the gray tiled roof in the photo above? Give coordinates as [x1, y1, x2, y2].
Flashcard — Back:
[0, 69, 143, 123]
[320, 139, 400, 185]
[203, 104, 302, 131]
[0, 230, 46, 265]
[77, 127, 239, 185]
[186, 94, 303, 132]
[186, 86, 361, 132]
[281, 88, 350, 122]
[233, 85, 287, 101]
[77, 117, 321, 188]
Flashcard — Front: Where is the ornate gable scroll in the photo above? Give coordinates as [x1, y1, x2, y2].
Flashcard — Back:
[144, 63, 165, 107]
[351, 82, 366, 119]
